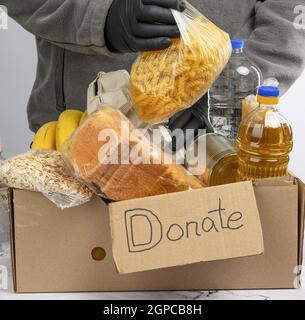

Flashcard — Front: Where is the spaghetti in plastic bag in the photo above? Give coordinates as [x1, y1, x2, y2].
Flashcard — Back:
[131, 1, 232, 124]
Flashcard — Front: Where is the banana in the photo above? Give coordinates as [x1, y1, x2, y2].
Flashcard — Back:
[32, 121, 57, 150]
[79, 111, 88, 126]
[56, 110, 83, 151]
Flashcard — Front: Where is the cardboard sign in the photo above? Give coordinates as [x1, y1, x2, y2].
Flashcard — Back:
[109, 181, 264, 274]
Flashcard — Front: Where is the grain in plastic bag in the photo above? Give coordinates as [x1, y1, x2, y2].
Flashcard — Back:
[0, 150, 93, 209]
[62, 106, 204, 201]
[130, 1, 232, 124]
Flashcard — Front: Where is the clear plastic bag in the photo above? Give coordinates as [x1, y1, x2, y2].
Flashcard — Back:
[242, 95, 259, 120]
[130, 1, 232, 124]
[241, 78, 280, 120]
[87, 70, 148, 129]
[0, 150, 93, 209]
[62, 106, 204, 201]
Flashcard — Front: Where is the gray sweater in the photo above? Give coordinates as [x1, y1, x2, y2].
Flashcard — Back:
[3, 0, 305, 132]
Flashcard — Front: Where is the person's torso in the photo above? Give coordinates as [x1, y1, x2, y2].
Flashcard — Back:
[28, 0, 261, 132]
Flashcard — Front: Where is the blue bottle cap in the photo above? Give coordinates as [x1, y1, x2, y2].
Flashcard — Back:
[258, 86, 280, 97]
[231, 39, 245, 50]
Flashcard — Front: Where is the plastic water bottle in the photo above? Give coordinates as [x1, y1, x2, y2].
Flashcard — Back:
[208, 39, 262, 141]
[237, 86, 293, 180]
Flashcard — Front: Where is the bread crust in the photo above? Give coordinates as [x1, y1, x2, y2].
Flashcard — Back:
[64, 107, 204, 201]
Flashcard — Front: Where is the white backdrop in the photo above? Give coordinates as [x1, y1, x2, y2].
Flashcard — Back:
[0, 18, 35, 156]
[0, 18, 305, 180]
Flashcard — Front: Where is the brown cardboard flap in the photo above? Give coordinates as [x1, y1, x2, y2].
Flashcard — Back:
[253, 175, 295, 187]
[296, 178, 305, 267]
[283, 173, 305, 268]
[0, 187, 16, 291]
[109, 181, 264, 274]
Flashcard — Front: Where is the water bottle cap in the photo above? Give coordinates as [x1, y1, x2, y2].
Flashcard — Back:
[258, 86, 280, 98]
[231, 39, 245, 50]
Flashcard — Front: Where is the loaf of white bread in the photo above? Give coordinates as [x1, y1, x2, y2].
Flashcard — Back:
[63, 106, 204, 201]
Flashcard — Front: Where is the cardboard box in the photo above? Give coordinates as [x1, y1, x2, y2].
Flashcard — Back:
[4, 175, 305, 293]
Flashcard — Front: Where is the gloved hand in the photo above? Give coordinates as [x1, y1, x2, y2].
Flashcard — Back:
[168, 95, 214, 151]
[105, 0, 186, 53]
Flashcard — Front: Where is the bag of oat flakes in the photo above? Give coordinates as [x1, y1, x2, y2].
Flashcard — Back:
[0, 150, 93, 209]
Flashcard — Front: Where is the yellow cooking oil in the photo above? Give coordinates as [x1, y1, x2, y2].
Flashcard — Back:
[237, 86, 293, 181]
[208, 152, 238, 186]
[185, 133, 238, 187]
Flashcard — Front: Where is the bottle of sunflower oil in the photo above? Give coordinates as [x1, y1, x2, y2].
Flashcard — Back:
[237, 86, 293, 181]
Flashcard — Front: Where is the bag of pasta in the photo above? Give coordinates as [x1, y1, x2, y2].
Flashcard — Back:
[131, 1, 232, 124]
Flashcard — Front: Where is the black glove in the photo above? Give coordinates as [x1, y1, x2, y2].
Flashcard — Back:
[168, 95, 214, 151]
[105, 0, 186, 53]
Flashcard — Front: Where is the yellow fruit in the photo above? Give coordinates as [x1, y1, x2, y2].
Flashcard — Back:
[56, 110, 83, 151]
[79, 111, 88, 126]
[32, 121, 57, 150]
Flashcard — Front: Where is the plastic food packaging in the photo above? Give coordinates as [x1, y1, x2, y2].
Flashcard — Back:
[62, 106, 204, 201]
[87, 70, 148, 129]
[241, 79, 279, 121]
[87, 70, 174, 152]
[242, 95, 259, 120]
[0, 150, 93, 209]
[130, 1, 232, 124]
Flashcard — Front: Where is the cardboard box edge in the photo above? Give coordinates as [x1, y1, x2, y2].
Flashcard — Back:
[296, 178, 305, 271]
[1, 187, 18, 293]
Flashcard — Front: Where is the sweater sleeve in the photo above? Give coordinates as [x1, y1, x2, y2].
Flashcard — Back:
[240, 0, 305, 95]
[2, 0, 114, 55]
